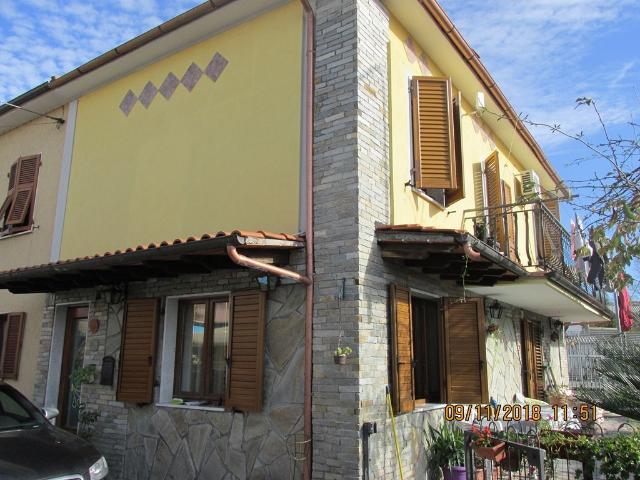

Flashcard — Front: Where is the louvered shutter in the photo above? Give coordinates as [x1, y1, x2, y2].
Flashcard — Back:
[522, 320, 545, 400]
[411, 77, 456, 189]
[0, 313, 25, 380]
[390, 285, 415, 414]
[226, 290, 266, 412]
[443, 298, 488, 403]
[532, 322, 545, 400]
[484, 152, 505, 248]
[0, 163, 17, 221]
[541, 198, 563, 268]
[502, 181, 517, 261]
[6, 156, 40, 226]
[445, 92, 465, 204]
[117, 298, 159, 403]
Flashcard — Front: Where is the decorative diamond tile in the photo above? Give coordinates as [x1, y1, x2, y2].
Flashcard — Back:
[159, 72, 180, 99]
[139, 81, 158, 109]
[205, 53, 228, 82]
[119, 90, 137, 116]
[181, 62, 202, 92]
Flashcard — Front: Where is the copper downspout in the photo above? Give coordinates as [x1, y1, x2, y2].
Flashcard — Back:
[463, 242, 482, 261]
[228, 2, 315, 478]
[299, 2, 315, 479]
[226, 245, 311, 285]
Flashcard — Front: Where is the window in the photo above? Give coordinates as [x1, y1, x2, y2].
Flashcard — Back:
[410, 77, 464, 206]
[174, 298, 229, 404]
[412, 296, 443, 404]
[117, 291, 266, 412]
[0, 155, 40, 236]
[390, 286, 487, 414]
[0, 313, 26, 380]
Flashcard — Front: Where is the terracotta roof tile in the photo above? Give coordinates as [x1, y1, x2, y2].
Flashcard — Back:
[0, 229, 303, 275]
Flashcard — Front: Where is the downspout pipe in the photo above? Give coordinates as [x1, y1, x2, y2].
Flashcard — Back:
[299, 2, 315, 480]
[228, 3, 316, 479]
[462, 241, 483, 261]
[226, 245, 311, 285]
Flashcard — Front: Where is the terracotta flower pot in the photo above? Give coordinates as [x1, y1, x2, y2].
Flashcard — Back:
[334, 354, 347, 365]
[473, 441, 506, 462]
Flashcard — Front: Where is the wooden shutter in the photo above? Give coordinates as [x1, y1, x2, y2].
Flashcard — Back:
[522, 320, 545, 400]
[0, 313, 26, 380]
[6, 156, 40, 226]
[445, 92, 465, 204]
[484, 152, 505, 248]
[0, 162, 17, 221]
[390, 285, 415, 414]
[411, 77, 456, 189]
[502, 181, 517, 261]
[443, 298, 488, 404]
[541, 197, 563, 267]
[546, 198, 560, 220]
[117, 298, 159, 403]
[226, 290, 266, 412]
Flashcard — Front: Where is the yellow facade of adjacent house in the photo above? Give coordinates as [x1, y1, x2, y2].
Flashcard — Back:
[60, 1, 303, 260]
[0, 107, 68, 398]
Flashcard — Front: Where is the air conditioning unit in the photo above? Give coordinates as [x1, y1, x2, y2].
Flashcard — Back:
[520, 169, 541, 197]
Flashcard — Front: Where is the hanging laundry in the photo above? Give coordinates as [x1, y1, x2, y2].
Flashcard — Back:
[586, 240, 605, 289]
[618, 286, 633, 332]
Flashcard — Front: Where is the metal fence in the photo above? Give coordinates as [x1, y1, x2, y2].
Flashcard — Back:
[567, 333, 640, 389]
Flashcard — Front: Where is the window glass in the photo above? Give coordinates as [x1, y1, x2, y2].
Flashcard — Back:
[179, 302, 207, 394]
[176, 299, 230, 402]
[0, 387, 41, 431]
[210, 302, 229, 397]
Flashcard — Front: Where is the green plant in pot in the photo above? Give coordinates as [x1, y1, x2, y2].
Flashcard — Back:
[426, 423, 466, 480]
[333, 346, 352, 365]
[470, 425, 506, 462]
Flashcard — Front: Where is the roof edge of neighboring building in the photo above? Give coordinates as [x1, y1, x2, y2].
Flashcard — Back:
[0, 0, 237, 118]
[418, 0, 568, 197]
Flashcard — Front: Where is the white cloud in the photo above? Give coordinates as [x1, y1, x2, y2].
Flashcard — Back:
[439, 0, 640, 148]
[0, 0, 202, 103]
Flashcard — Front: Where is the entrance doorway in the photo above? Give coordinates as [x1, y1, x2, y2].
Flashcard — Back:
[58, 306, 89, 429]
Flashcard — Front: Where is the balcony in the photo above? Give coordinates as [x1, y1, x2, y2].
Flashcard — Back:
[462, 199, 614, 319]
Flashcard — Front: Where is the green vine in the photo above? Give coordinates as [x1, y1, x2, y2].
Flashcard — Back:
[70, 365, 99, 440]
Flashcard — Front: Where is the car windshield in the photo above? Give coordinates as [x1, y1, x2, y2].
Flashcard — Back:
[0, 385, 44, 431]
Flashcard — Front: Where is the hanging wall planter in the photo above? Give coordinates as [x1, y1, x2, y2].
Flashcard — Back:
[333, 346, 352, 365]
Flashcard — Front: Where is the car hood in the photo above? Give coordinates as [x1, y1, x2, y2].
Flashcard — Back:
[0, 423, 100, 480]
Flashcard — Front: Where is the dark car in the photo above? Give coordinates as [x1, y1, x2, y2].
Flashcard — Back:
[0, 382, 108, 480]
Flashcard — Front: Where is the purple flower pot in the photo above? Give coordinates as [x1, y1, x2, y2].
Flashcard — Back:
[444, 466, 466, 480]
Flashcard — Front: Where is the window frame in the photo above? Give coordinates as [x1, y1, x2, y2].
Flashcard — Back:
[173, 296, 229, 405]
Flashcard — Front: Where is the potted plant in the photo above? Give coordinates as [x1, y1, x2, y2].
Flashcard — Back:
[426, 424, 466, 480]
[470, 425, 506, 462]
[333, 346, 352, 365]
[486, 322, 499, 336]
[544, 384, 569, 406]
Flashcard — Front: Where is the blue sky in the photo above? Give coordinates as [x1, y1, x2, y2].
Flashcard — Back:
[1, 1, 638, 273]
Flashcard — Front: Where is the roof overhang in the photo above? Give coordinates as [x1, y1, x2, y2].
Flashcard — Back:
[0, 232, 303, 294]
[467, 276, 613, 325]
[383, 0, 568, 197]
[376, 226, 528, 286]
[0, 0, 289, 135]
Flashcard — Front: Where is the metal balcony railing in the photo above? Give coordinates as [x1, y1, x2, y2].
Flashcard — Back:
[462, 200, 602, 302]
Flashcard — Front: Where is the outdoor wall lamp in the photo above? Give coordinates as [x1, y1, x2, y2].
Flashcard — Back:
[489, 299, 503, 320]
[256, 274, 279, 291]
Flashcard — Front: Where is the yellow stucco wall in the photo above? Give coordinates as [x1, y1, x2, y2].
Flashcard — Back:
[0, 106, 67, 398]
[61, 2, 303, 259]
[389, 17, 528, 232]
